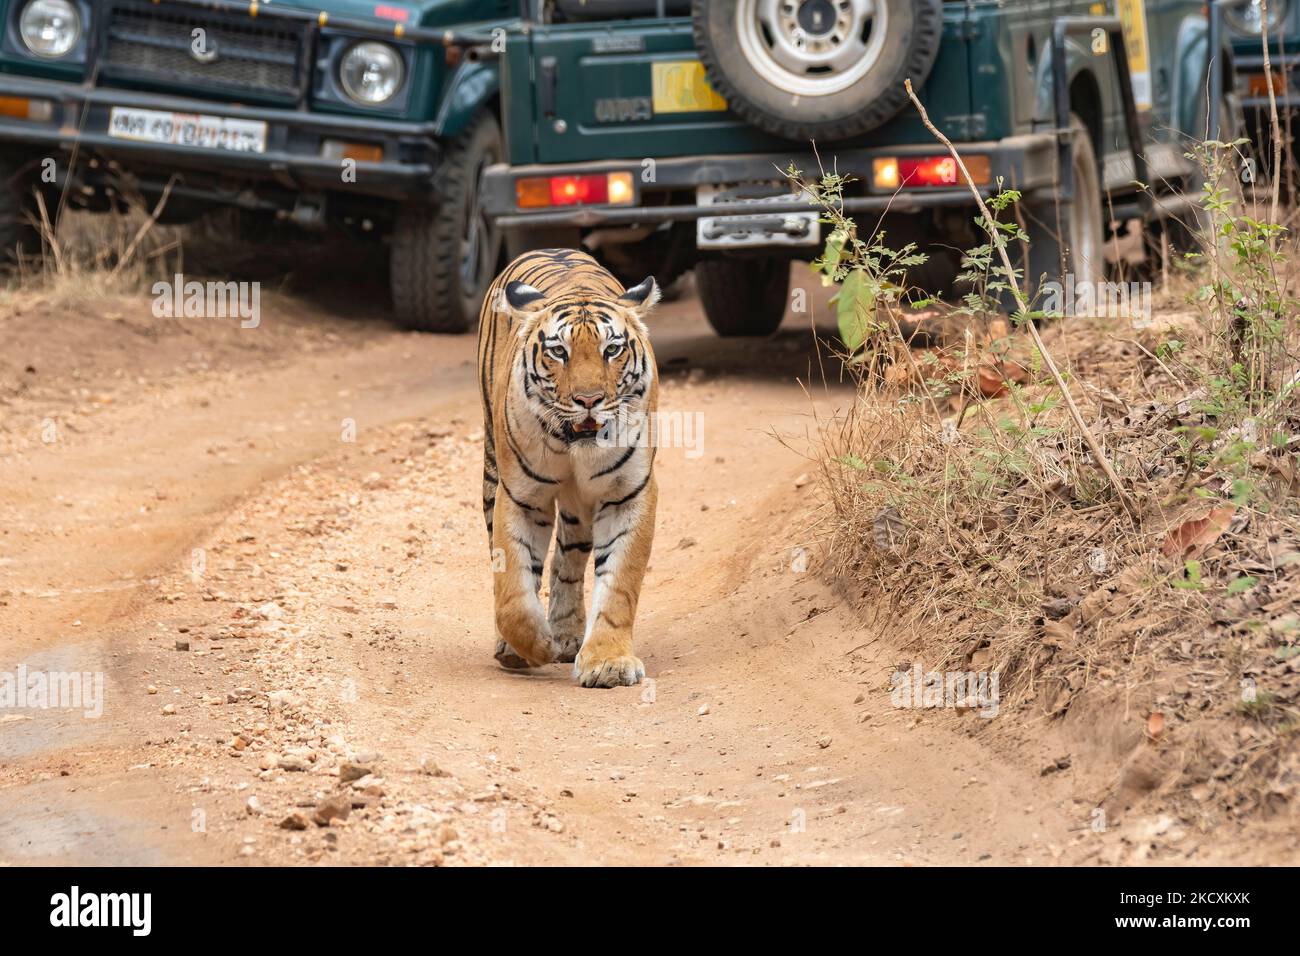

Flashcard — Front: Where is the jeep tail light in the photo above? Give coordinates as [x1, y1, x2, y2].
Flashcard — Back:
[320, 139, 384, 163]
[1248, 72, 1286, 97]
[872, 155, 991, 190]
[0, 96, 53, 121]
[516, 172, 635, 208]
[606, 172, 634, 204]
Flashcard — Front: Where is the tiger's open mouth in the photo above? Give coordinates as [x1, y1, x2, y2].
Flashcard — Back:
[564, 416, 602, 442]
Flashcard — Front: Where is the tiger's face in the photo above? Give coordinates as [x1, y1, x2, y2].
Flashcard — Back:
[505, 277, 659, 444]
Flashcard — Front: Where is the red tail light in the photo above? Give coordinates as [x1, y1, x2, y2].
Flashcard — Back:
[873, 155, 991, 190]
[549, 174, 608, 206]
[516, 172, 635, 209]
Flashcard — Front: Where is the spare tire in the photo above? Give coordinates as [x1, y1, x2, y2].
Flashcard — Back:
[693, 0, 943, 142]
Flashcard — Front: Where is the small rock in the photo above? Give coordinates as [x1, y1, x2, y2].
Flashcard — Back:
[147, 685, 158, 695]
[174, 640, 190, 652]
[160, 704, 176, 716]
[312, 795, 352, 827]
[697, 703, 710, 716]
[255, 602, 283, 621]
[817, 736, 832, 749]
[1040, 755, 1072, 776]
[339, 762, 372, 783]
[278, 812, 310, 831]
[258, 754, 279, 772]
[677, 537, 697, 550]
[794, 473, 810, 489]
[268, 690, 297, 711]
[246, 796, 262, 815]
[419, 757, 450, 777]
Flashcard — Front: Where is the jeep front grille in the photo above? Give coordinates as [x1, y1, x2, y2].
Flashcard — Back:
[100, 0, 309, 102]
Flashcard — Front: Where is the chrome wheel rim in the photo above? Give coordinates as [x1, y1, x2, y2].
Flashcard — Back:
[735, 0, 886, 98]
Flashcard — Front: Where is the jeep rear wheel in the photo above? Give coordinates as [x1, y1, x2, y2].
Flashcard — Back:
[696, 258, 789, 336]
[390, 112, 503, 333]
[1025, 116, 1104, 304]
[693, 0, 943, 142]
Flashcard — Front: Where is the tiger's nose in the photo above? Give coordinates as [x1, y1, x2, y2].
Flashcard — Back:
[574, 391, 605, 410]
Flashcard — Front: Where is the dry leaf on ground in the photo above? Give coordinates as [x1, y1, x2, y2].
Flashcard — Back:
[1160, 506, 1236, 560]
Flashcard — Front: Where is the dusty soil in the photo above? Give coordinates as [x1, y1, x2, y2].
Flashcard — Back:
[0, 255, 1285, 865]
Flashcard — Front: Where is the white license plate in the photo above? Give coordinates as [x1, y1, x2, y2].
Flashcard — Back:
[107, 107, 268, 154]
[696, 183, 819, 250]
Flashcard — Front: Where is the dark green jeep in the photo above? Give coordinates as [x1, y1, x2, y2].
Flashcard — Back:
[483, 0, 1238, 336]
[1224, 0, 1299, 155]
[0, 0, 514, 331]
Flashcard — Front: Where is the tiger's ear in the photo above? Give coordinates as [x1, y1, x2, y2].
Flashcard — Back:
[618, 276, 660, 326]
[501, 281, 546, 321]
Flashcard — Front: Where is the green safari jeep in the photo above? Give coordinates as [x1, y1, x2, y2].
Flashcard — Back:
[0, 0, 514, 331]
[1224, 0, 1300, 153]
[482, 0, 1239, 336]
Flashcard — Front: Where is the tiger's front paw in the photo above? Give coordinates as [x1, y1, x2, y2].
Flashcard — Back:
[494, 632, 558, 670]
[574, 649, 645, 688]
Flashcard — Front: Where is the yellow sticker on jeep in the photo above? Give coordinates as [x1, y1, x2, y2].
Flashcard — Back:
[651, 61, 728, 114]
[1117, 0, 1153, 111]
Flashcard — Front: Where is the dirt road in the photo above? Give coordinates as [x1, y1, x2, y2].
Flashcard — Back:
[0, 271, 1095, 865]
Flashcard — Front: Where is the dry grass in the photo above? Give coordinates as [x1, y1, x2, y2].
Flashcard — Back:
[810, 136, 1300, 826]
[3, 191, 184, 308]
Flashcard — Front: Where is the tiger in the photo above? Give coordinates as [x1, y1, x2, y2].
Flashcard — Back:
[476, 248, 660, 688]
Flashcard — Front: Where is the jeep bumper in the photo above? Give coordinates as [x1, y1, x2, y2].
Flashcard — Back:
[0, 75, 440, 202]
[482, 134, 1059, 232]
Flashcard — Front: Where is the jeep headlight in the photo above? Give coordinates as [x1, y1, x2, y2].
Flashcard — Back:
[1225, 0, 1288, 35]
[339, 41, 404, 105]
[19, 0, 82, 58]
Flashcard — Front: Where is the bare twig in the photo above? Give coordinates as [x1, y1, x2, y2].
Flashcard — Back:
[32, 190, 63, 275]
[903, 79, 1137, 517]
[109, 176, 177, 279]
[1261, 0, 1284, 236]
